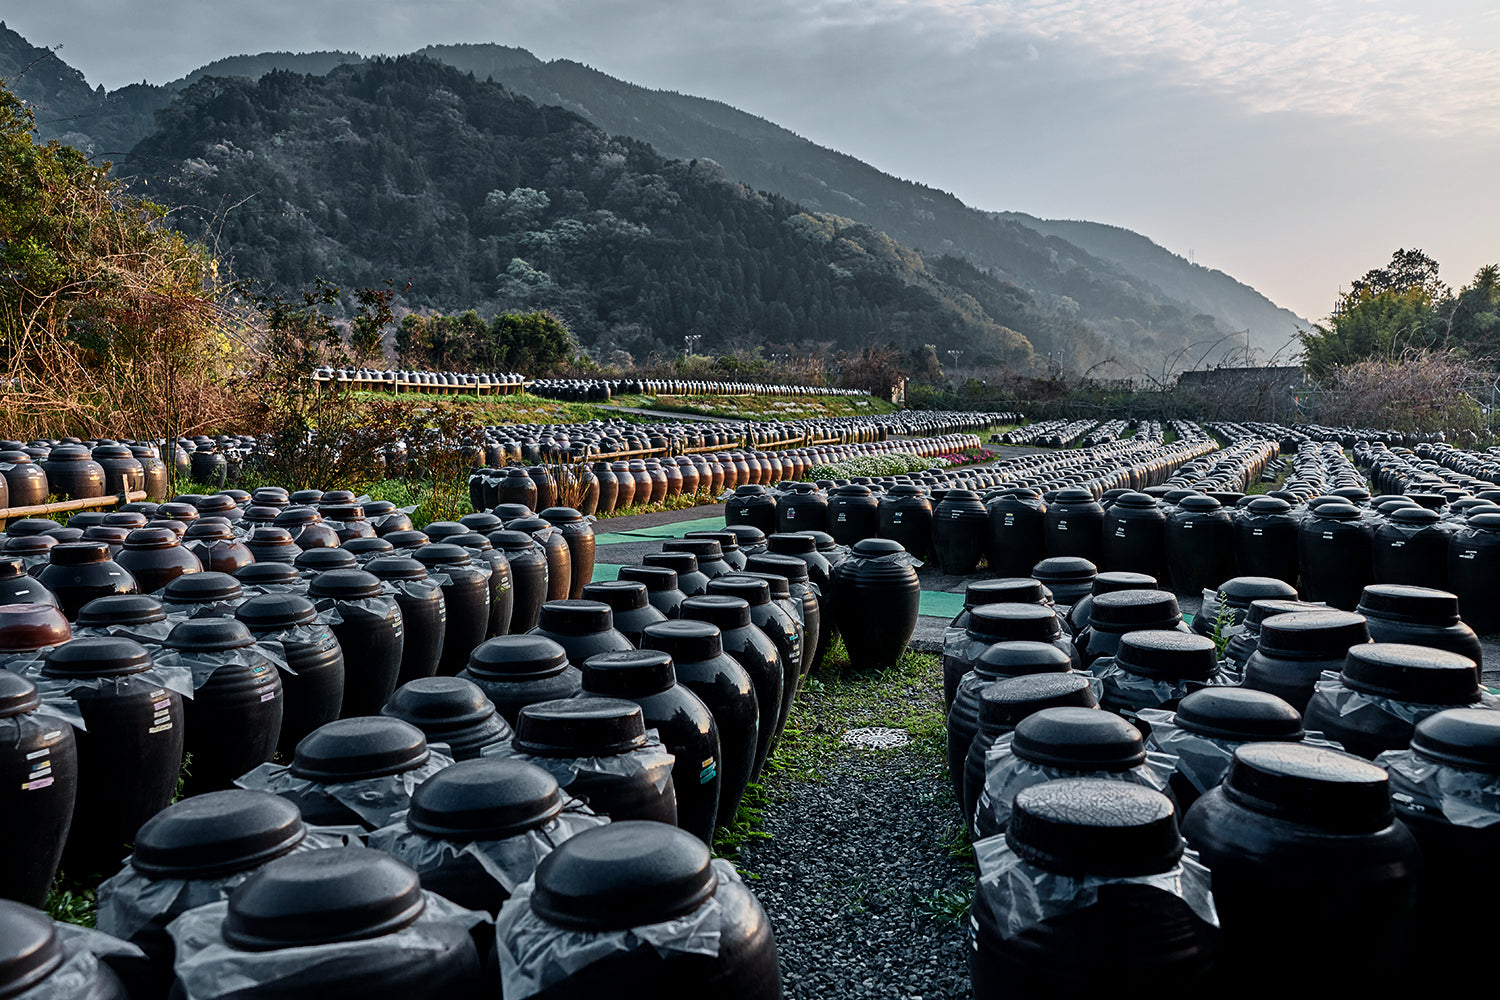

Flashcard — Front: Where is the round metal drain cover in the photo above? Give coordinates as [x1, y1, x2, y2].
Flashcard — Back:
[842, 726, 911, 749]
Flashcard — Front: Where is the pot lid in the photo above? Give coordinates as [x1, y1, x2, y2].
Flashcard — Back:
[850, 538, 906, 558]
[581, 649, 676, 697]
[641, 619, 723, 665]
[766, 533, 816, 555]
[341, 537, 395, 558]
[163, 571, 243, 604]
[383, 530, 431, 550]
[1087, 589, 1182, 630]
[222, 847, 425, 951]
[663, 539, 723, 561]
[1011, 706, 1144, 770]
[1090, 571, 1157, 595]
[1173, 688, 1304, 741]
[743, 553, 809, 584]
[131, 789, 307, 879]
[165, 618, 256, 652]
[974, 641, 1075, 680]
[1411, 708, 1500, 773]
[681, 595, 751, 630]
[41, 636, 152, 678]
[412, 543, 472, 569]
[422, 522, 469, 543]
[1217, 577, 1300, 603]
[967, 603, 1061, 643]
[514, 696, 650, 757]
[581, 580, 651, 613]
[1245, 497, 1292, 515]
[720, 524, 767, 548]
[74, 594, 164, 628]
[364, 556, 429, 582]
[1114, 630, 1220, 682]
[530, 821, 717, 932]
[1257, 611, 1369, 655]
[1030, 556, 1097, 584]
[406, 758, 561, 840]
[964, 578, 1049, 608]
[535, 600, 615, 635]
[0, 900, 64, 996]
[235, 594, 319, 630]
[293, 548, 358, 574]
[977, 672, 1096, 729]
[465, 635, 570, 681]
[706, 576, 771, 607]
[617, 566, 681, 593]
[381, 677, 508, 751]
[234, 563, 303, 586]
[1340, 642, 1479, 705]
[458, 512, 503, 534]
[44, 541, 110, 567]
[1223, 743, 1392, 832]
[0, 671, 42, 718]
[289, 717, 430, 782]
[308, 569, 384, 601]
[1006, 779, 1181, 878]
[1356, 584, 1460, 625]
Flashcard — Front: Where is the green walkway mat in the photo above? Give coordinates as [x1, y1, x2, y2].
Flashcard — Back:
[592, 515, 728, 546]
[917, 590, 967, 619]
[590, 563, 624, 582]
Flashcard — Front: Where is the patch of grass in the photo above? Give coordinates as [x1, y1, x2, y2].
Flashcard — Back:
[713, 781, 774, 858]
[349, 391, 617, 425]
[594, 490, 717, 520]
[914, 886, 971, 925]
[938, 821, 976, 862]
[611, 393, 896, 421]
[1247, 461, 1293, 496]
[45, 876, 97, 928]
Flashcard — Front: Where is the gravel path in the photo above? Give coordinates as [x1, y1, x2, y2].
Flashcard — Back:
[737, 746, 973, 1000]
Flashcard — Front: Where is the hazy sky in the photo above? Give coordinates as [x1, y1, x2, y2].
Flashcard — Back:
[10, 0, 1499, 324]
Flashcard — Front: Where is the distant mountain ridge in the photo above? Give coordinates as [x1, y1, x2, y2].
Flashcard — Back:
[0, 23, 1307, 368]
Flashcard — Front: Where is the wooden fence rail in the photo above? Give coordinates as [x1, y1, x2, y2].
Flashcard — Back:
[0, 490, 148, 521]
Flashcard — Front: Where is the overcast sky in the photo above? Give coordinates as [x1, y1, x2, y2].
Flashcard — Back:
[10, 0, 1499, 323]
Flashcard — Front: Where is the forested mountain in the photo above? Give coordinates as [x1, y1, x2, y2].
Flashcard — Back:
[128, 57, 1122, 365]
[1, 23, 1303, 370]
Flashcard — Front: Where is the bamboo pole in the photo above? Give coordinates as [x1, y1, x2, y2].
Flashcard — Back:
[0, 490, 148, 520]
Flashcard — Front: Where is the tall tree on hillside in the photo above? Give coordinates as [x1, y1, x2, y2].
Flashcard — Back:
[1299, 248, 1447, 381]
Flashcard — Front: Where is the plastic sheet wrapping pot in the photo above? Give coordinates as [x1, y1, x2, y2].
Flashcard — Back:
[529, 600, 634, 670]
[724, 486, 778, 535]
[366, 557, 447, 686]
[0, 671, 77, 906]
[640, 618, 759, 816]
[160, 618, 283, 794]
[617, 565, 687, 620]
[1101, 492, 1169, 583]
[117, 528, 203, 595]
[831, 539, 920, 672]
[581, 581, 666, 647]
[36, 542, 139, 621]
[39, 638, 185, 876]
[540, 508, 595, 600]
[956, 669, 1093, 834]
[1232, 497, 1300, 587]
[932, 490, 989, 575]
[0, 902, 131, 1000]
[986, 491, 1046, 578]
[381, 676, 511, 761]
[1077, 589, 1186, 671]
[742, 553, 820, 678]
[1042, 489, 1105, 565]
[706, 575, 800, 762]
[235, 595, 346, 756]
[1181, 743, 1421, 990]
[1030, 556, 1097, 611]
[504, 696, 677, 826]
[1164, 496, 1235, 595]
[309, 570, 405, 718]
[877, 486, 932, 562]
[164, 848, 485, 1000]
[1241, 610, 1370, 714]
[490, 531, 549, 634]
[969, 781, 1217, 999]
[1297, 504, 1375, 611]
[1302, 642, 1482, 760]
[496, 821, 781, 1000]
[1372, 508, 1450, 589]
[826, 486, 879, 547]
[1447, 513, 1500, 634]
[460, 635, 581, 727]
[1355, 584, 1483, 666]
[1376, 709, 1500, 959]
[412, 545, 491, 676]
[945, 603, 1078, 712]
[581, 649, 721, 845]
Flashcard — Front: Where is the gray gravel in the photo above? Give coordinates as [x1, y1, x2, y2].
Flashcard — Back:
[737, 746, 974, 1000]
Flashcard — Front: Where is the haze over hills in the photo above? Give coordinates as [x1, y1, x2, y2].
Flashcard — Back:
[1, 22, 1308, 372]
